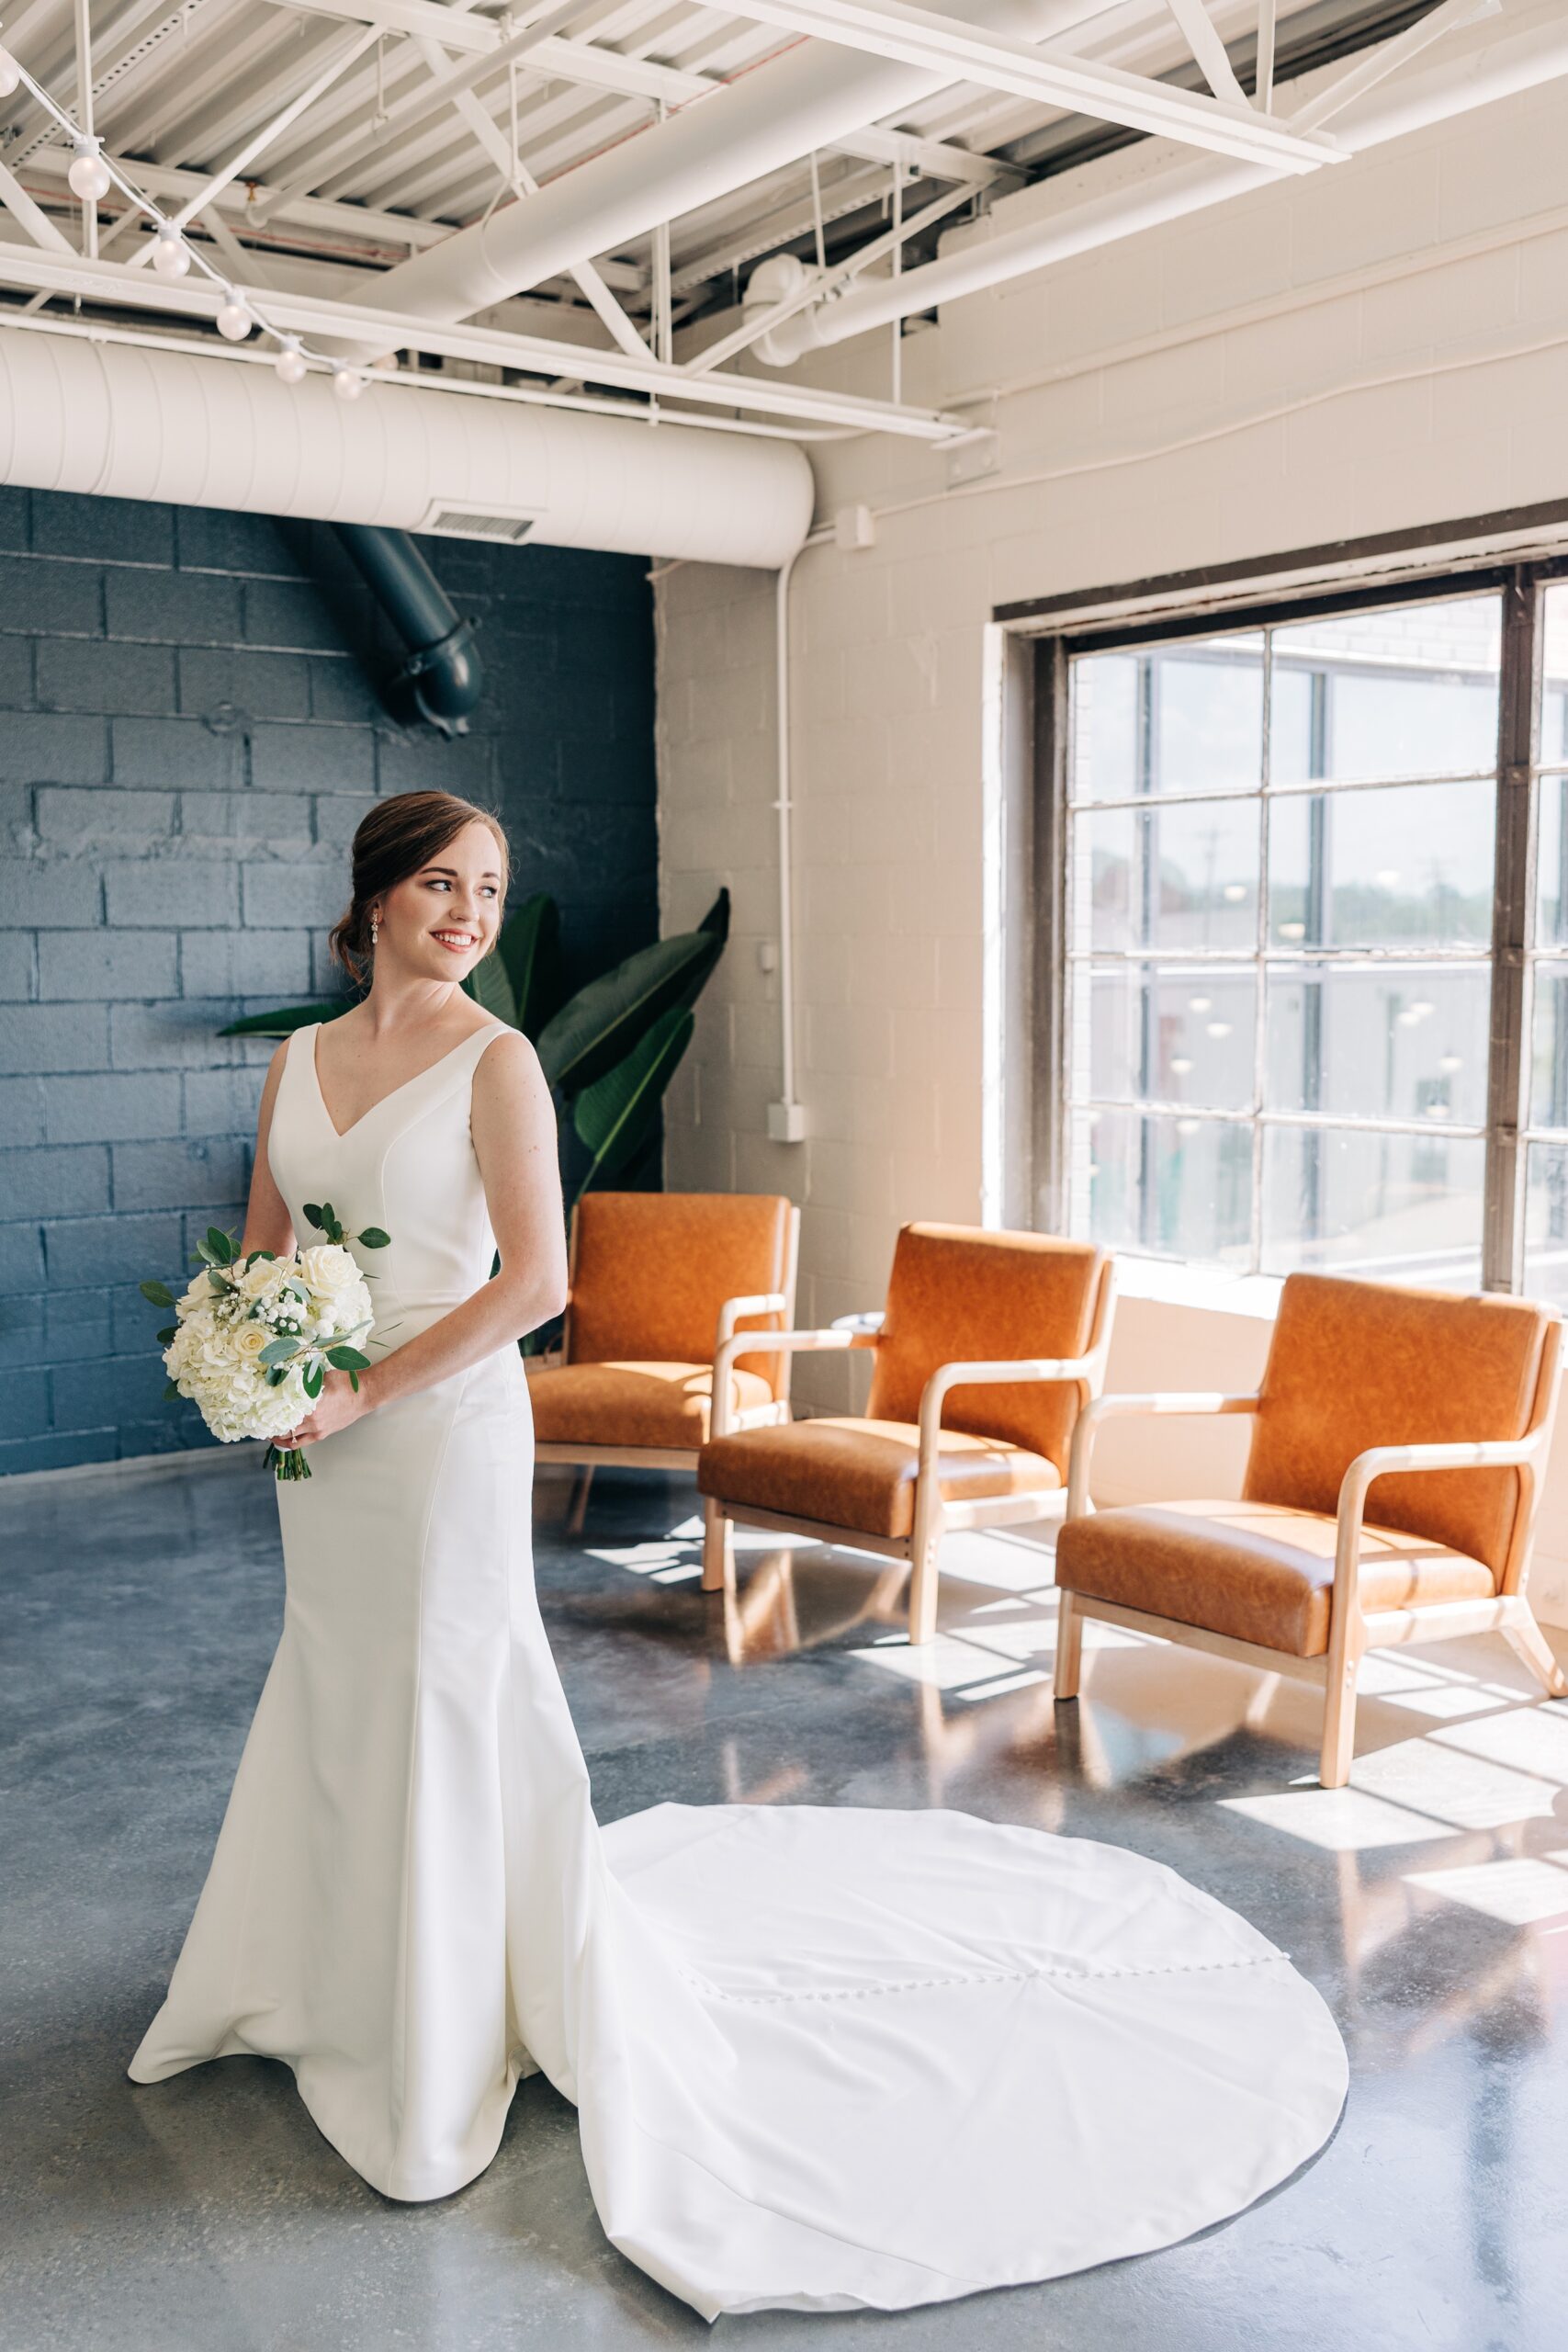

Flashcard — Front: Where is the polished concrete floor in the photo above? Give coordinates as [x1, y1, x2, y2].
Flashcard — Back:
[4, 1452, 1568, 2351]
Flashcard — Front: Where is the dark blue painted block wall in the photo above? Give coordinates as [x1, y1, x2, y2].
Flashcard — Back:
[0, 492, 657, 1473]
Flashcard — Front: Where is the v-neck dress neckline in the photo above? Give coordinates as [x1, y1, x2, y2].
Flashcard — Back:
[308, 1020, 501, 1142]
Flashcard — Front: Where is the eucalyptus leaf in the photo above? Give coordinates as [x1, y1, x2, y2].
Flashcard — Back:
[260, 1338, 299, 1367]
[572, 1004, 694, 1192]
[162, 1380, 181, 1400]
[206, 1267, 231, 1294]
[303, 1204, 324, 1231]
[303, 1361, 325, 1399]
[206, 1226, 236, 1265]
[195, 1235, 221, 1268]
[327, 1345, 371, 1371]
[140, 1278, 175, 1308]
[536, 914, 723, 1095]
[156, 1325, 176, 1346]
[355, 1227, 391, 1250]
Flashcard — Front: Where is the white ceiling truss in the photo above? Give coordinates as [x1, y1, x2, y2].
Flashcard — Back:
[0, 2, 1512, 445]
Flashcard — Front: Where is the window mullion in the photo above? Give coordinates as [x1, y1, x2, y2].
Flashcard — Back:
[1483, 569, 1540, 1294]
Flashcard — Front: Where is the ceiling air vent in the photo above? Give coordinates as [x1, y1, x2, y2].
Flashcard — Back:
[420, 504, 538, 544]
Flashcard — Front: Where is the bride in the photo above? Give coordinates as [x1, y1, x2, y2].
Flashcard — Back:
[130, 788, 1347, 2321]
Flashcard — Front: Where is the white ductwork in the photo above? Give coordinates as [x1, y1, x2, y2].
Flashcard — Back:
[340, 0, 1093, 351]
[0, 328, 815, 567]
[754, 0, 1568, 364]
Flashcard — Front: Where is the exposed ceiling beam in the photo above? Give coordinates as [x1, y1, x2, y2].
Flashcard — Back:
[271, 0, 1021, 194]
[697, 0, 1347, 170]
[1160, 0, 1251, 108]
[410, 33, 650, 355]
[0, 156, 75, 255]
[126, 23, 380, 263]
[0, 239, 967, 436]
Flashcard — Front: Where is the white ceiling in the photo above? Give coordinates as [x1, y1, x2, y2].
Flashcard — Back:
[0, 0, 1430, 333]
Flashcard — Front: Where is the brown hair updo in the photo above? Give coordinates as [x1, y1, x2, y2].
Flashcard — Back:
[329, 791, 511, 984]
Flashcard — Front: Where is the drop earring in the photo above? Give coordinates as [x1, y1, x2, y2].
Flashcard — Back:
[370, 912, 379, 950]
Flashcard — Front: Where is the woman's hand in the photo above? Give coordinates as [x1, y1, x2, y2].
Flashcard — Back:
[283, 1367, 377, 1450]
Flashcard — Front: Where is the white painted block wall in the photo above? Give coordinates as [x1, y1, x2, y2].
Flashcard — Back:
[657, 70, 1568, 1623]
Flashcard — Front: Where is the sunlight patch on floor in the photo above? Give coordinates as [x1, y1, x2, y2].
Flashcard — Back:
[1403, 1853, 1568, 1928]
[1218, 1787, 1453, 1853]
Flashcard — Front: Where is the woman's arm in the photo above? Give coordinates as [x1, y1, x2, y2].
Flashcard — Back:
[241, 1044, 296, 1259]
[286, 1029, 568, 1447]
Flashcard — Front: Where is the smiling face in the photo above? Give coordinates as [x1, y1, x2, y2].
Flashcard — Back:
[373, 818, 504, 986]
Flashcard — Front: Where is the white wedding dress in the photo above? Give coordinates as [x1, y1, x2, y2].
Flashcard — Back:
[130, 1022, 1348, 2321]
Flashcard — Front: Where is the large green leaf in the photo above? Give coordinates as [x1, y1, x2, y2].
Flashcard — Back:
[571, 1006, 694, 1193]
[536, 888, 729, 1094]
[468, 949, 517, 1027]
[219, 1001, 344, 1038]
[466, 893, 563, 1036]
[502, 892, 566, 1039]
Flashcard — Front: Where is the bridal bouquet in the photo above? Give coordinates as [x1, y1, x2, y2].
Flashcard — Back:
[141, 1204, 389, 1482]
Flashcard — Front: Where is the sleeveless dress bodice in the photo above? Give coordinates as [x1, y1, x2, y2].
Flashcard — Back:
[129, 1019, 1348, 2321]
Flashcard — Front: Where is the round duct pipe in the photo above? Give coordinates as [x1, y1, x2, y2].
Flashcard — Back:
[0, 330, 815, 569]
[333, 524, 484, 740]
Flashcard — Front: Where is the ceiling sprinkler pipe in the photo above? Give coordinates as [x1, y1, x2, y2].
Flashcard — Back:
[753, 0, 1568, 365]
[333, 523, 483, 737]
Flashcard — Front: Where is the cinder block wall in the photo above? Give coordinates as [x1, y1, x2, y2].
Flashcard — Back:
[0, 491, 655, 1473]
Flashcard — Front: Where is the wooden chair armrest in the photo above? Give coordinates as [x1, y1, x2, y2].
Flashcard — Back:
[1331, 1431, 1545, 1618]
[916, 1354, 1116, 1491]
[1066, 1393, 1262, 1519]
[715, 1291, 790, 1345]
[709, 1326, 862, 1438]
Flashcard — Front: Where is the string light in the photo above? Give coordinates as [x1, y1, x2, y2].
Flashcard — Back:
[67, 136, 111, 203]
[215, 291, 253, 342]
[151, 224, 190, 279]
[0, 41, 350, 396]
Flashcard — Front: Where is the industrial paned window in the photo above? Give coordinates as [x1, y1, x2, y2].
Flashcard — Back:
[1054, 563, 1568, 1304]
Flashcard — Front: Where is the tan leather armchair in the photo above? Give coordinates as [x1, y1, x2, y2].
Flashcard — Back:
[697, 1224, 1116, 1642]
[528, 1192, 799, 1530]
[1054, 1272, 1566, 1789]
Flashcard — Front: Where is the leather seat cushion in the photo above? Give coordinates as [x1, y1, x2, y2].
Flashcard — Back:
[1054, 1498, 1497, 1659]
[528, 1361, 773, 1450]
[698, 1417, 1061, 1543]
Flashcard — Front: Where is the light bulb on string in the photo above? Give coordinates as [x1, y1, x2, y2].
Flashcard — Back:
[68, 138, 111, 203]
[215, 291, 252, 343]
[151, 224, 190, 279]
[275, 338, 308, 386]
[0, 48, 21, 97]
[332, 367, 366, 401]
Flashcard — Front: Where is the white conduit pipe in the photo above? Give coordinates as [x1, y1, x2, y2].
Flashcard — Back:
[0, 327, 816, 567]
[333, 0, 1096, 351]
[759, 0, 1568, 362]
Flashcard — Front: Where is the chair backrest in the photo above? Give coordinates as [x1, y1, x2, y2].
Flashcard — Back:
[865, 1224, 1109, 1476]
[1243, 1272, 1557, 1579]
[566, 1193, 795, 1395]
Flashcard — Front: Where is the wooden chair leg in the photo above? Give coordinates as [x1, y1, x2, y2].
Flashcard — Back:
[908, 1530, 942, 1645]
[701, 1497, 736, 1596]
[565, 1465, 594, 1536]
[1054, 1590, 1083, 1701]
[1319, 1653, 1360, 1790]
[1504, 1609, 1568, 1699]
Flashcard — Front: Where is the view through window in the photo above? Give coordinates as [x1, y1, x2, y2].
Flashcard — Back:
[1060, 571, 1568, 1303]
